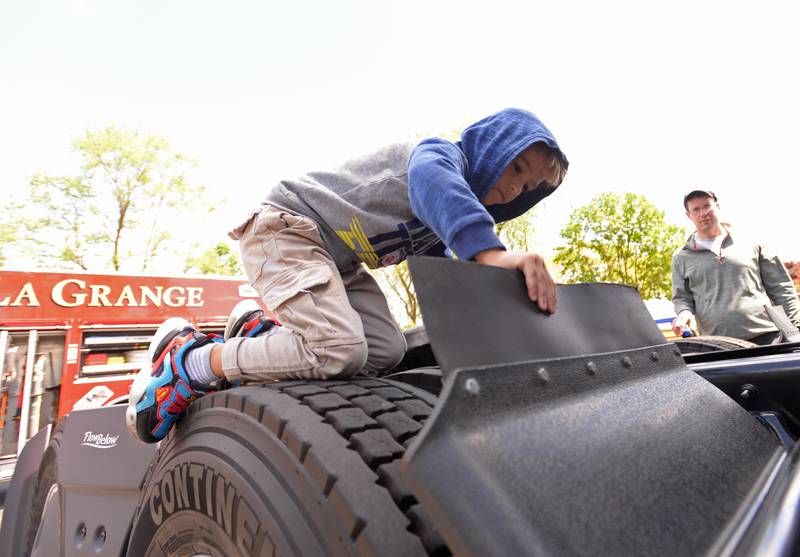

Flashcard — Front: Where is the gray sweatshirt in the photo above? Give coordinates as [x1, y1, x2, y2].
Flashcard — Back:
[264, 141, 438, 272]
[671, 229, 800, 339]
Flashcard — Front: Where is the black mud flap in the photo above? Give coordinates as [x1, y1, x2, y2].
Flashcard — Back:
[402, 257, 789, 556]
[408, 256, 667, 373]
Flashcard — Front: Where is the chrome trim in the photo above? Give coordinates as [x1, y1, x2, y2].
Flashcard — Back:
[17, 330, 38, 455]
[688, 352, 800, 373]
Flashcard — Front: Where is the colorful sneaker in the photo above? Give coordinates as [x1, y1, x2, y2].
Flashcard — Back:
[224, 299, 279, 341]
[126, 318, 223, 443]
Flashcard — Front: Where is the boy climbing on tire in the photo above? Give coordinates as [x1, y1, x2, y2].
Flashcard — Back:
[128, 108, 569, 443]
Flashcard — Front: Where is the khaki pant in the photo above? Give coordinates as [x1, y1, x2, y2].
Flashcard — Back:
[222, 206, 406, 381]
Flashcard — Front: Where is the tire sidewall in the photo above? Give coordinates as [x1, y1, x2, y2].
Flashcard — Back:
[127, 394, 353, 557]
[674, 335, 757, 354]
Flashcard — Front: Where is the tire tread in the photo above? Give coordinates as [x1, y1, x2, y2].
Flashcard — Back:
[674, 335, 758, 354]
[271, 378, 448, 556]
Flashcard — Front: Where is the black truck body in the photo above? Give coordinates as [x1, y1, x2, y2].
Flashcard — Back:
[3, 257, 800, 556]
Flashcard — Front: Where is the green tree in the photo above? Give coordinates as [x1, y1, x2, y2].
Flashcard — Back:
[0, 214, 16, 266]
[496, 210, 537, 252]
[184, 241, 243, 276]
[372, 261, 419, 329]
[12, 126, 207, 272]
[554, 192, 684, 299]
[21, 174, 102, 270]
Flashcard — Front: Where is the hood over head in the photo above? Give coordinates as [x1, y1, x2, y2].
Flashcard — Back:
[457, 108, 568, 221]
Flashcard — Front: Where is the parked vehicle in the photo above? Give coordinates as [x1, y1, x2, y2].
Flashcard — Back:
[2, 257, 800, 556]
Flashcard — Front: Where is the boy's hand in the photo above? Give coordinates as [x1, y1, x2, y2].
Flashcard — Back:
[474, 248, 556, 313]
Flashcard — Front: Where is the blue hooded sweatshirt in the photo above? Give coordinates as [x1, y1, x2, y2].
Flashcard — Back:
[262, 108, 566, 271]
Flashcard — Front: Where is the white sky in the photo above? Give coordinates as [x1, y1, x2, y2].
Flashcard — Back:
[2, 0, 799, 271]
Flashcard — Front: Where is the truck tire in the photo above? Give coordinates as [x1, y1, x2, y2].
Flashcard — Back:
[674, 335, 757, 354]
[24, 423, 63, 556]
[126, 378, 448, 557]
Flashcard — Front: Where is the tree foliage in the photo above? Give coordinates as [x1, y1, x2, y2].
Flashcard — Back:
[10, 126, 207, 272]
[21, 174, 102, 270]
[0, 216, 17, 266]
[553, 192, 684, 299]
[184, 241, 243, 276]
[371, 261, 418, 329]
[496, 210, 537, 252]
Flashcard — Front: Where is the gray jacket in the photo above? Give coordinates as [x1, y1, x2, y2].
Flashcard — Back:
[671, 229, 800, 339]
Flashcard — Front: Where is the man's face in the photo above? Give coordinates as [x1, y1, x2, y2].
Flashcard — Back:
[685, 196, 720, 234]
[482, 145, 552, 206]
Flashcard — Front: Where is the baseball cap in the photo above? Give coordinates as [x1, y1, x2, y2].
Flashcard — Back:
[683, 189, 717, 209]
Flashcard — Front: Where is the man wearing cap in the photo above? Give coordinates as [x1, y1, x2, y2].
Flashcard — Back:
[671, 190, 800, 344]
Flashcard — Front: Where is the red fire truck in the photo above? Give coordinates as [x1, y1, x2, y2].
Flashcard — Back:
[0, 269, 259, 467]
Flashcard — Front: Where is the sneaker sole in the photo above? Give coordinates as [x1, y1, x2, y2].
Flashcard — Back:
[224, 299, 263, 341]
